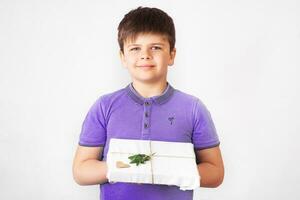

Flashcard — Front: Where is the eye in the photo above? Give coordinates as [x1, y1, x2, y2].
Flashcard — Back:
[130, 47, 140, 51]
[151, 46, 162, 50]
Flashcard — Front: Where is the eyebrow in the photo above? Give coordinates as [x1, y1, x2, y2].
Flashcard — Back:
[127, 43, 165, 47]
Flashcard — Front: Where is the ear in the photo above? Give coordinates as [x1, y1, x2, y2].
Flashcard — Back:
[168, 47, 176, 66]
[119, 50, 127, 68]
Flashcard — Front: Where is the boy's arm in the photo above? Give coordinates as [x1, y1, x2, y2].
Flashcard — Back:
[72, 145, 108, 185]
[196, 146, 224, 188]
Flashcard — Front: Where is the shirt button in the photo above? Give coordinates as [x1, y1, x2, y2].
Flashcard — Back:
[145, 112, 149, 117]
[144, 123, 149, 128]
[145, 102, 150, 106]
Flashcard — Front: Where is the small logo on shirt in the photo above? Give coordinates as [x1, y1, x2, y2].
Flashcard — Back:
[168, 116, 175, 125]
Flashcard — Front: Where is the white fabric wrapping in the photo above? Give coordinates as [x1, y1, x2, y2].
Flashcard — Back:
[106, 138, 200, 190]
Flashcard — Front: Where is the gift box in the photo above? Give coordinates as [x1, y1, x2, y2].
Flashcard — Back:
[106, 138, 200, 190]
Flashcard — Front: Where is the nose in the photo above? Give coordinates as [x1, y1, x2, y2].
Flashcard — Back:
[140, 49, 151, 60]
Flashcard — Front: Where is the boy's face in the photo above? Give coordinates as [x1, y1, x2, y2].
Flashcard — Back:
[120, 33, 176, 84]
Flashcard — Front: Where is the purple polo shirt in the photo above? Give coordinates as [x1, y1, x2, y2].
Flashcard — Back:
[78, 82, 220, 200]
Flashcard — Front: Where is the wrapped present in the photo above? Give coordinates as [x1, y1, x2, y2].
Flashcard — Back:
[106, 138, 200, 190]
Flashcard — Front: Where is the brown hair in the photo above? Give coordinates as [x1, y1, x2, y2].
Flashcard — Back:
[118, 6, 176, 53]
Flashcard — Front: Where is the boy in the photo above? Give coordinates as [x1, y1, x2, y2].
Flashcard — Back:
[72, 6, 224, 200]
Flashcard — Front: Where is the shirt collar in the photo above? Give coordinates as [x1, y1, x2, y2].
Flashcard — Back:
[126, 82, 175, 105]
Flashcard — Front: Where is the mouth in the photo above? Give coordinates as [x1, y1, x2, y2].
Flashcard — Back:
[138, 65, 155, 68]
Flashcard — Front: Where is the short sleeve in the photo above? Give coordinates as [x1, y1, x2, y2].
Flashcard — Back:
[192, 98, 220, 150]
[78, 96, 107, 147]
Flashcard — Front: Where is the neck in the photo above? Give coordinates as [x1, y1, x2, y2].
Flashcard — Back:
[131, 80, 168, 98]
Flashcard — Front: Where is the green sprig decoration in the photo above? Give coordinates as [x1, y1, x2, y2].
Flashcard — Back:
[128, 153, 156, 166]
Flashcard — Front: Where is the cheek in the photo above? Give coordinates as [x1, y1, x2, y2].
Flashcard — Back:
[123, 55, 136, 66]
[128, 58, 137, 66]
[128, 54, 138, 62]
[157, 54, 171, 65]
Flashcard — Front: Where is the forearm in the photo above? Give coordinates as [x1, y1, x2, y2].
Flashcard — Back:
[73, 159, 108, 185]
[197, 162, 224, 188]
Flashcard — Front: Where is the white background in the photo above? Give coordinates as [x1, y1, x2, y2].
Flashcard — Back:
[1, 0, 300, 199]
